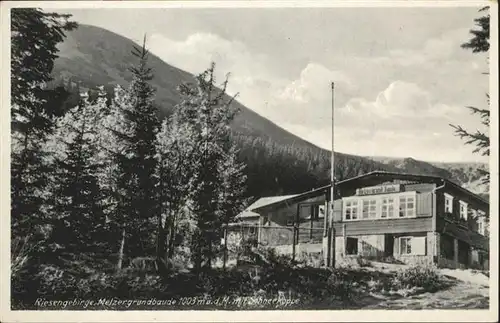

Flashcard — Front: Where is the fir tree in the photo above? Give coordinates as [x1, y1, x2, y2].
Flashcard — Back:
[172, 63, 246, 269]
[11, 8, 76, 238]
[103, 37, 161, 263]
[44, 89, 109, 263]
[450, 7, 490, 184]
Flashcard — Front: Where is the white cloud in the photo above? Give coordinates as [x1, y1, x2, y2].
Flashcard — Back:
[148, 32, 288, 118]
[277, 63, 353, 103]
[341, 80, 468, 122]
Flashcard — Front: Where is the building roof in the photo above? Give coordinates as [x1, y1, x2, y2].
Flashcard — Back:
[235, 210, 261, 219]
[235, 194, 298, 219]
[246, 171, 489, 212]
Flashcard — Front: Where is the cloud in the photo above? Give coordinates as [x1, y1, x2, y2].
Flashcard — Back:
[148, 32, 289, 118]
[343, 80, 447, 119]
[277, 63, 353, 103]
[388, 28, 473, 67]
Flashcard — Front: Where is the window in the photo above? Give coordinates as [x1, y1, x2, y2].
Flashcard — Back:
[400, 237, 412, 255]
[362, 199, 378, 219]
[444, 193, 454, 213]
[346, 237, 358, 255]
[286, 218, 294, 226]
[344, 200, 359, 220]
[318, 205, 326, 219]
[381, 197, 395, 218]
[400, 236, 426, 256]
[398, 196, 415, 217]
[344, 192, 415, 221]
[262, 216, 270, 226]
[299, 205, 310, 219]
[299, 204, 325, 220]
[459, 201, 468, 220]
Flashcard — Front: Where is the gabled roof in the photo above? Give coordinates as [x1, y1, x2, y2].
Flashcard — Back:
[235, 194, 298, 219]
[234, 210, 260, 219]
[245, 171, 489, 212]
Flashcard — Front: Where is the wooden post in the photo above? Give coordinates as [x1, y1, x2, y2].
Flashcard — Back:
[292, 223, 297, 261]
[329, 82, 336, 267]
[223, 225, 228, 270]
[117, 228, 126, 272]
[343, 223, 347, 257]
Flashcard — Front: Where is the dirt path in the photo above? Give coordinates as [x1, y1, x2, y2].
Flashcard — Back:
[360, 281, 489, 309]
[356, 267, 489, 309]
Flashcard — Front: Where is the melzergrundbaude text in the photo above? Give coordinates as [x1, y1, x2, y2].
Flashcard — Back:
[34, 296, 300, 309]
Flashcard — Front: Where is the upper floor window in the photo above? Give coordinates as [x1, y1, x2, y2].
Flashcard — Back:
[459, 201, 468, 220]
[344, 192, 416, 221]
[362, 199, 377, 219]
[399, 196, 415, 218]
[444, 193, 454, 213]
[477, 210, 487, 235]
[381, 197, 395, 218]
[345, 200, 359, 220]
[478, 219, 484, 235]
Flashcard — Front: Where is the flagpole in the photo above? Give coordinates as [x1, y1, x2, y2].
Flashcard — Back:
[330, 82, 335, 267]
[331, 82, 335, 204]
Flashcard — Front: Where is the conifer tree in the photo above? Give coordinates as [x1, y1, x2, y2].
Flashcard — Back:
[11, 8, 76, 238]
[103, 37, 160, 263]
[450, 6, 490, 184]
[44, 89, 109, 263]
[172, 63, 247, 269]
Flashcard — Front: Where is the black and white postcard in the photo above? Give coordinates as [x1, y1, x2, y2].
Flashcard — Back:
[1, 1, 498, 322]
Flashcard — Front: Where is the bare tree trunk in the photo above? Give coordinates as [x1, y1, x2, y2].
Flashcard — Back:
[117, 228, 126, 272]
[208, 233, 212, 269]
[156, 212, 164, 262]
[223, 225, 228, 271]
[167, 213, 177, 259]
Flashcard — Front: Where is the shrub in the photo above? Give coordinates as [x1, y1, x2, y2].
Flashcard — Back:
[392, 265, 444, 292]
[356, 256, 372, 267]
[326, 271, 355, 302]
[298, 251, 324, 268]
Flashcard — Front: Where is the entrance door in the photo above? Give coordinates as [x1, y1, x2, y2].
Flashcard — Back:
[384, 234, 394, 257]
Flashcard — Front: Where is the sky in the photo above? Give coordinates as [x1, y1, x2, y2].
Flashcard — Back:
[59, 6, 490, 163]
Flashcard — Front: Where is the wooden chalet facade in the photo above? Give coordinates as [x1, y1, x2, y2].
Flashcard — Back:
[233, 171, 489, 269]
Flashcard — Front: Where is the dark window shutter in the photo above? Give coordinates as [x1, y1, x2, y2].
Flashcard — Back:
[416, 192, 433, 217]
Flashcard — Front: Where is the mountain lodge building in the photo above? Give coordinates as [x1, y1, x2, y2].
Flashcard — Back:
[232, 171, 489, 270]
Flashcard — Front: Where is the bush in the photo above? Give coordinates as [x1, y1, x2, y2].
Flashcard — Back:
[356, 256, 372, 267]
[298, 251, 324, 268]
[326, 271, 355, 302]
[392, 265, 444, 292]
